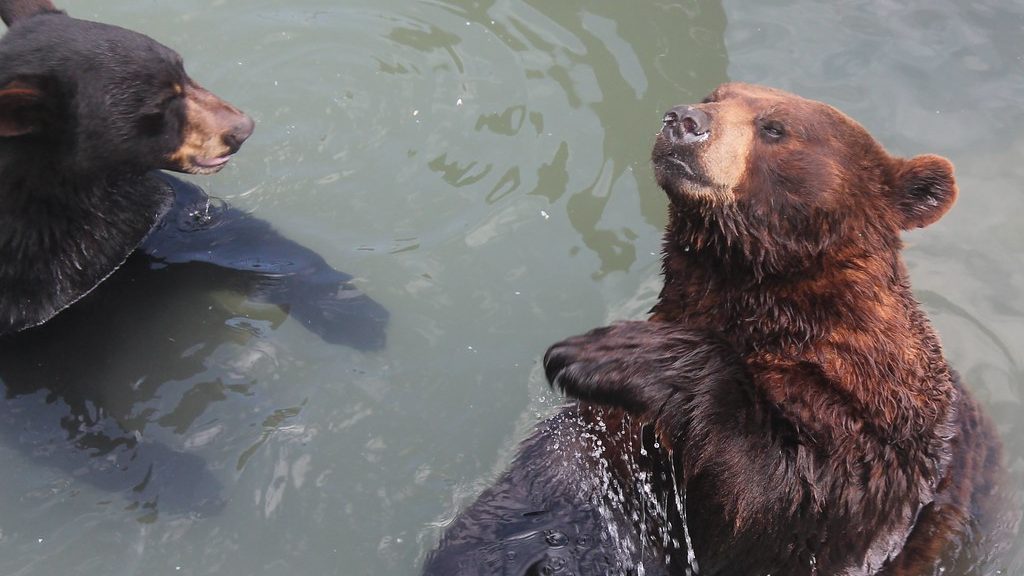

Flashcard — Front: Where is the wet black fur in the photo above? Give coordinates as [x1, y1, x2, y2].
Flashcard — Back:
[0, 3, 387, 515]
[0, 8, 387, 345]
[423, 324, 738, 576]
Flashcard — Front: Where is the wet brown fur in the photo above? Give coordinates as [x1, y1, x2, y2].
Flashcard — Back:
[541, 84, 1002, 574]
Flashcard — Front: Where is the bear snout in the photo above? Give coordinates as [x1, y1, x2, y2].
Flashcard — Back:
[165, 83, 256, 174]
[223, 114, 255, 155]
[662, 105, 710, 145]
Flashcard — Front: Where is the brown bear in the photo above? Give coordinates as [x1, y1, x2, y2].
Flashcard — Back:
[423, 83, 1002, 576]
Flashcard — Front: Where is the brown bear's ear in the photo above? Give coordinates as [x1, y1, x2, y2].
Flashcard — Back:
[1, 0, 59, 27]
[0, 80, 45, 137]
[891, 154, 958, 230]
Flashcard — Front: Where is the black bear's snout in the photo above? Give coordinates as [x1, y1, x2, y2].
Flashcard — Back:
[663, 105, 710, 144]
[223, 114, 255, 154]
[164, 83, 257, 174]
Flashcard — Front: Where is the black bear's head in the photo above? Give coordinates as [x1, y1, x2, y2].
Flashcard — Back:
[652, 82, 957, 275]
[0, 0, 254, 177]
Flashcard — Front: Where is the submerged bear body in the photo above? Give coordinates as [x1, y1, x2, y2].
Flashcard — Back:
[425, 83, 1002, 576]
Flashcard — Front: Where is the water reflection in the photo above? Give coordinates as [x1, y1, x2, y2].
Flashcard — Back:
[0, 0, 1018, 574]
[422, 1, 729, 278]
[0, 176, 388, 519]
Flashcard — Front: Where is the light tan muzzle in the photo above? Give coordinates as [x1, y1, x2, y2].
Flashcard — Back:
[167, 82, 254, 175]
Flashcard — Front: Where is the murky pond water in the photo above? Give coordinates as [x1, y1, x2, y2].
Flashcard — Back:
[1, 0, 1022, 574]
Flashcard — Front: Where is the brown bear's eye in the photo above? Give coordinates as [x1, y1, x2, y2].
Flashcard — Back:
[759, 120, 785, 140]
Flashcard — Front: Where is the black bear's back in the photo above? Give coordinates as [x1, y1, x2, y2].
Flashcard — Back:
[423, 405, 683, 576]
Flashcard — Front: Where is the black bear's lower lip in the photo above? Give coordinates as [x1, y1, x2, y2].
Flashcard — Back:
[192, 155, 232, 170]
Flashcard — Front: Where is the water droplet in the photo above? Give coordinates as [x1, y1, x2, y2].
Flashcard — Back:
[545, 530, 569, 547]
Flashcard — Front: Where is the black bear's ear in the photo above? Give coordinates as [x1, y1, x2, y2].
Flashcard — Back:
[891, 154, 958, 230]
[1, 0, 59, 27]
[0, 79, 46, 137]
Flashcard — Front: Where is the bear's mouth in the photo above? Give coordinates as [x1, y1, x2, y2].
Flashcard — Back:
[186, 154, 233, 174]
[664, 154, 697, 178]
[651, 129, 722, 199]
[654, 150, 713, 187]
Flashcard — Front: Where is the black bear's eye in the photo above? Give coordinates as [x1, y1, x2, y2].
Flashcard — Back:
[137, 111, 166, 136]
[759, 120, 785, 140]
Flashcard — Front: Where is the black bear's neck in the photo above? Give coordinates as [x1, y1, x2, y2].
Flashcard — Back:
[0, 154, 173, 335]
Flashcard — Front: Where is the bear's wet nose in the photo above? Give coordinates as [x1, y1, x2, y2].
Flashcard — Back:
[223, 114, 255, 154]
[663, 105, 710, 144]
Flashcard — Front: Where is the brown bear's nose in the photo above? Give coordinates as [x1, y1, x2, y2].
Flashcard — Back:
[663, 105, 710, 144]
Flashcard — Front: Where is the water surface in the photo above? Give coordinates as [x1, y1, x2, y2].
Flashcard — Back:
[0, 0, 1021, 574]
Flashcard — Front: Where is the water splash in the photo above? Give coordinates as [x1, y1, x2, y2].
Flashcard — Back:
[669, 454, 699, 575]
[557, 408, 697, 574]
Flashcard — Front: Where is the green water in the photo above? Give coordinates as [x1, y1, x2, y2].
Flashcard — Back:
[0, 0, 1021, 574]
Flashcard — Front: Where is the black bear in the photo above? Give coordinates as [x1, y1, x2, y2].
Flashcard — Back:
[424, 83, 1002, 575]
[0, 0, 388, 515]
[0, 0, 387, 348]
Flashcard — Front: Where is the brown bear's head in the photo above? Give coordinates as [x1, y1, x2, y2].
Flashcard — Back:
[652, 83, 957, 275]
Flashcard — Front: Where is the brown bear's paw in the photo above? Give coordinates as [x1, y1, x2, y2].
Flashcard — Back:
[544, 321, 739, 425]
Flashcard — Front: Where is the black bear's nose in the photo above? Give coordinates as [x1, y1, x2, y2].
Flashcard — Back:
[662, 105, 710, 143]
[223, 114, 256, 154]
